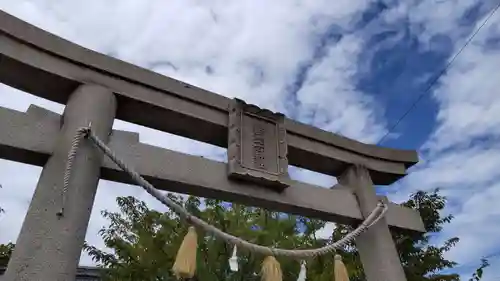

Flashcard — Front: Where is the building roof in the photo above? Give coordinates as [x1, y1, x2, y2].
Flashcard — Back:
[0, 266, 102, 280]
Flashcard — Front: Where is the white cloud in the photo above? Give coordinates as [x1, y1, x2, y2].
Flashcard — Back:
[384, 6, 500, 279]
[0, 0, 384, 268]
[0, 0, 374, 114]
[440, 181, 500, 266]
[426, 21, 500, 153]
[295, 34, 387, 143]
[402, 145, 500, 194]
[0, 161, 41, 241]
[2, 0, 498, 279]
[384, 0, 495, 46]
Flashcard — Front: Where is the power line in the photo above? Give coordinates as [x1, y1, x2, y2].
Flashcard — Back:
[374, 2, 486, 110]
[377, 2, 500, 145]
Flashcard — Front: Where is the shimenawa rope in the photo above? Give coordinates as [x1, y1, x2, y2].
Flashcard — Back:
[61, 126, 388, 260]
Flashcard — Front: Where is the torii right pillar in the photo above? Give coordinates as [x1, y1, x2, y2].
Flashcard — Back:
[338, 164, 407, 281]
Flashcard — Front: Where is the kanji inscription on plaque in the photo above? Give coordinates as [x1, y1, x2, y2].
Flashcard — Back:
[227, 98, 289, 191]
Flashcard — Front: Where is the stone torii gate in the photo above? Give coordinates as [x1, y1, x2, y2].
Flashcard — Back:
[0, 11, 424, 281]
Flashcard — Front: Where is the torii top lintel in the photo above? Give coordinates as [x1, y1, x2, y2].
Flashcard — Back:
[0, 10, 418, 185]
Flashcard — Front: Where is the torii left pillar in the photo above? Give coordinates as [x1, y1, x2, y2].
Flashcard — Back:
[4, 84, 116, 281]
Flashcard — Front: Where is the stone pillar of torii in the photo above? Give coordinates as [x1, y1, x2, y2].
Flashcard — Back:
[0, 10, 424, 281]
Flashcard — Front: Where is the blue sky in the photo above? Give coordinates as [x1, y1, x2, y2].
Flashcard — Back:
[0, 0, 499, 280]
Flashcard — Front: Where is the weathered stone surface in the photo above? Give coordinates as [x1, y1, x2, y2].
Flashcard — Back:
[0, 10, 426, 281]
[3, 84, 116, 281]
[228, 99, 289, 191]
[339, 165, 408, 281]
[0, 105, 425, 233]
[0, 10, 419, 185]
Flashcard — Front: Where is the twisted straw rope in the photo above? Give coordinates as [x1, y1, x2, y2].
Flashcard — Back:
[58, 127, 91, 217]
[63, 127, 388, 258]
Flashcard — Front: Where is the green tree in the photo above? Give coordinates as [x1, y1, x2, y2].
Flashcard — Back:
[468, 259, 489, 281]
[84, 189, 489, 281]
[0, 195, 15, 268]
[329, 189, 470, 281]
[84, 195, 318, 281]
[0, 243, 14, 267]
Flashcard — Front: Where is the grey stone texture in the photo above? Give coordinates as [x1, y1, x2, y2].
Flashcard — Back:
[0, 9, 426, 281]
[3, 85, 116, 281]
[227, 98, 290, 191]
[0, 10, 417, 185]
[339, 165, 408, 281]
[0, 105, 424, 232]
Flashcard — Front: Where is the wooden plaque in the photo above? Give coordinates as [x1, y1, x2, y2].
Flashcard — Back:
[227, 98, 290, 191]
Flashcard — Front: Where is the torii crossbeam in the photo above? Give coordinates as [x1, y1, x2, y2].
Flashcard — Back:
[0, 10, 423, 281]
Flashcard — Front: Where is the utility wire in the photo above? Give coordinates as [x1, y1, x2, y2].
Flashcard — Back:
[375, 2, 487, 112]
[377, 2, 500, 145]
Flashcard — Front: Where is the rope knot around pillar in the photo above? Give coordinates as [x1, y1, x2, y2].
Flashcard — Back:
[79, 122, 92, 137]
